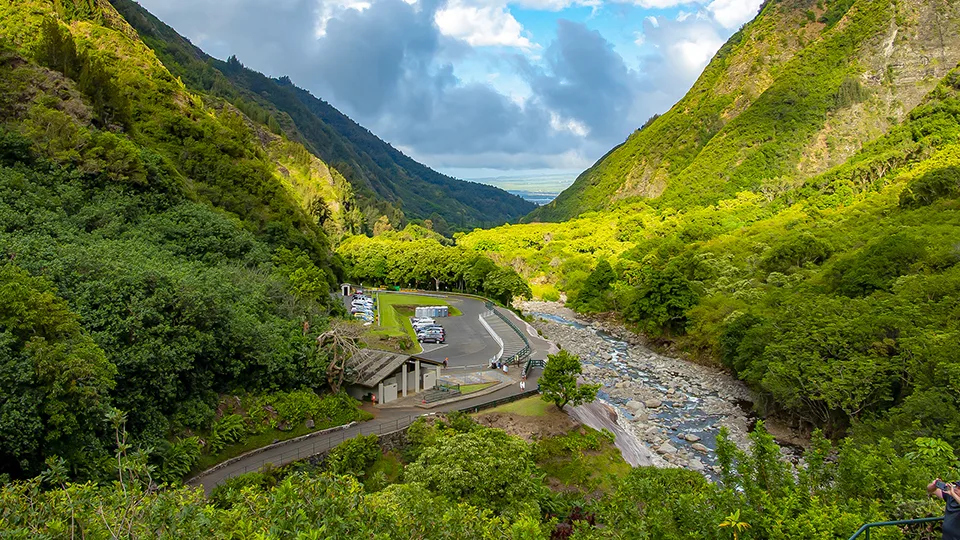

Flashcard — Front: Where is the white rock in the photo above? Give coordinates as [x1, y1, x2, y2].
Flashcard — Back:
[684, 434, 701, 442]
[626, 400, 644, 412]
[688, 458, 705, 471]
[658, 442, 678, 455]
[645, 399, 662, 408]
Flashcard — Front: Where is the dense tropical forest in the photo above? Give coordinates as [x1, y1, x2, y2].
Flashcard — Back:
[3, 0, 960, 537]
[0, 0, 371, 483]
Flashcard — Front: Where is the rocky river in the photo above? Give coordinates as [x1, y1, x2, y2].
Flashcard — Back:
[518, 300, 803, 478]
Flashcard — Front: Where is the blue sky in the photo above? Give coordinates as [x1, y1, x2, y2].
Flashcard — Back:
[137, 0, 762, 179]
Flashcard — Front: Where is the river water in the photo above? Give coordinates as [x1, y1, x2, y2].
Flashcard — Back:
[530, 311, 750, 479]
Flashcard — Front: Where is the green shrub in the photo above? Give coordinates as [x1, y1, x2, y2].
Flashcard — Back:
[899, 166, 960, 208]
[760, 232, 833, 273]
[831, 232, 927, 296]
[208, 415, 245, 454]
[325, 434, 381, 477]
[157, 436, 201, 484]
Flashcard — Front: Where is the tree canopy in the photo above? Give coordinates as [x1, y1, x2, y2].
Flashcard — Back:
[539, 350, 600, 411]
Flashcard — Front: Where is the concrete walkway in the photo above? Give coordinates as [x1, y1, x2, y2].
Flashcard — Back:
[189, 369, 543, 494]
[188, 294, 554, 495]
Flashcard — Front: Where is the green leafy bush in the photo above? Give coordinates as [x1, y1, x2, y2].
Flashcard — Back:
[157, 436, 201, 484]
[207, 415, 245, 454]
[899, 166, 960, 208]
[831, 232, 927, 296]
[325, 434, 380, 477]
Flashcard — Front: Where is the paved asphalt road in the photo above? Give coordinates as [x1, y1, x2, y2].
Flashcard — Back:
[412, 294, 501, 368]
[190, 291, 554, 494]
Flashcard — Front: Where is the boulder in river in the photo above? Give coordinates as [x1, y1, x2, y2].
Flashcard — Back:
[658, 442, 678, 454]
[684, 433, 700, 442]
[626, 400, 644, 413]
[691, 443, 708, 453]
[645, 399, 662, 408]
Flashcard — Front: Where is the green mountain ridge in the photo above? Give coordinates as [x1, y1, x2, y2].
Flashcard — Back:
[108, 0, 535, 233]
[528, 0, 960, 222]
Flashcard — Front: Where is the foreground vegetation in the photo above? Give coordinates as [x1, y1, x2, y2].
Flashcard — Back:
[2, 413, 953, 538]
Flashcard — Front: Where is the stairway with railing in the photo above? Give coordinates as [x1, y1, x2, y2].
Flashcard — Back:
[480, 303, 531, 366]
[421, 382, 462, 403]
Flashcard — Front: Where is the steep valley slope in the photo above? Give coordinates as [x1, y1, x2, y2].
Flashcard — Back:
[108, 0, 536, 233]
[527, 0, 960, 222]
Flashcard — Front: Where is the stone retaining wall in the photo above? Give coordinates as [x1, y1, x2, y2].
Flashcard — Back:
[306, 427, 410, 467]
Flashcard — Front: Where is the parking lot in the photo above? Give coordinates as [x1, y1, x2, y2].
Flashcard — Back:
[344, 291, 505, 368]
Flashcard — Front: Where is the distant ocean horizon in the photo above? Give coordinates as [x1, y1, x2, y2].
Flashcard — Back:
[465, 171, 578, 205]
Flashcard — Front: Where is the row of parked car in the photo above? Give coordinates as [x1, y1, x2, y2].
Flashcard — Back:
[412, 317, 445, 343]
[351, 293, 375, 323]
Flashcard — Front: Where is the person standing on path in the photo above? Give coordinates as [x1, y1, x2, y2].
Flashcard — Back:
[929, 478, 960, 540]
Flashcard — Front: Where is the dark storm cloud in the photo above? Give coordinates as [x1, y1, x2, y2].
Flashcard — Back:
[304, 0, 577, 157]
[307, 0, 442, 117]
[136, 0, 690, 169]
[522, 20, 639, 144]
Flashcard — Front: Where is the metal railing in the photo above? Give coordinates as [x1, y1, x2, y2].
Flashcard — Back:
[225, 414, 422, 477]
[478, 311, 505, 362]
[848, 516, 943, 539]
[524, 358, 545, 377]
[457, 387, 541, 414]
[484, 302, 531, 365]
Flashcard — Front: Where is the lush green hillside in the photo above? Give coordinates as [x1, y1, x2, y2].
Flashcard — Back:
[461, 59, 960, 443]
[108, 0, 536, 233]
[528, 0, 960, 222]
[0, 0, 367, 481]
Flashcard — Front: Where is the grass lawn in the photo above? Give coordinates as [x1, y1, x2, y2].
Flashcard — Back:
[459, 382, 497, 394]
[364, 293, 461, 352]
[535, 426, 631, 494]
[376, 293, 462, 336]
[484, 395, 552, 416]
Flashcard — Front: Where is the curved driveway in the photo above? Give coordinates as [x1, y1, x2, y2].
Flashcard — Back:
[189, 292, 555, 494]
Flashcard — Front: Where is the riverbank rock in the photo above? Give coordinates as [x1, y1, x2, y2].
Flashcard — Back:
[657, 442, 678, 455]
[521, 300, 805, 479]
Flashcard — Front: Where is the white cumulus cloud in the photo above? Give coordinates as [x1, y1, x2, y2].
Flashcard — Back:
[435, 1, 534, 48]
[706, 0, 763, 28]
